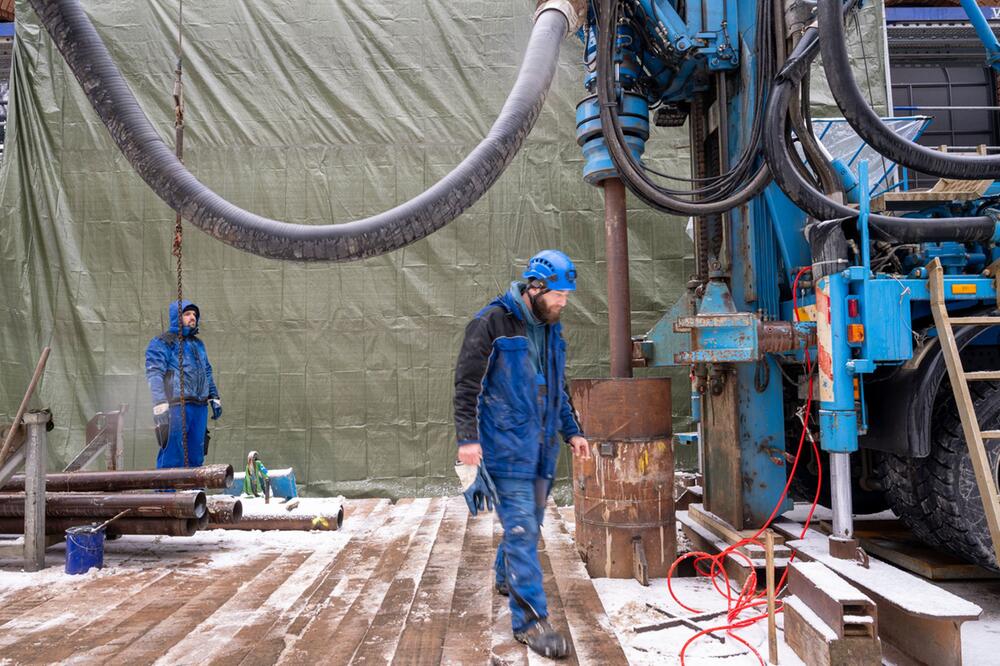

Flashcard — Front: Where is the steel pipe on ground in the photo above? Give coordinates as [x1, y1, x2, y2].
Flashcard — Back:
[205, 496, 242, 524]
[0, 491, 206, 519]
[0, 516, 201, 537]
[1, 465, 234, 493]
[209, 504, 344, 531]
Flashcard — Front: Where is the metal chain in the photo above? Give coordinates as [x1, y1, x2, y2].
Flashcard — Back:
[172, 0, 188, 467]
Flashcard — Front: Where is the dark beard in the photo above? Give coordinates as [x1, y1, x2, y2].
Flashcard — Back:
[530, 292, 561, 324]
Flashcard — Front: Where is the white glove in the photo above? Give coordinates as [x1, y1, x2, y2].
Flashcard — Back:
[152, 402, 170, 427]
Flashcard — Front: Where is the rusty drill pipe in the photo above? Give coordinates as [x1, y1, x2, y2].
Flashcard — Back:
[1, 464, 234, 493]
[0, 516, 202, 537]
[206, 496, 243, 524]
[603, 178, 633, 378]
[0, 491, 206, 519]
[209, 505, 344, 531]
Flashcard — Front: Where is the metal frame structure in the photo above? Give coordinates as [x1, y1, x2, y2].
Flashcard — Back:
[0, 411, 49, 571]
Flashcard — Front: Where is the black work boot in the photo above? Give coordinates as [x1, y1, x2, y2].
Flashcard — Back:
[513, 619, 570, 659]
[495, 581, 510, 596]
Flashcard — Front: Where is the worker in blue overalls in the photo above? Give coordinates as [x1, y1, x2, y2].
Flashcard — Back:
[145, 299, 222, 468]
[453, 250, 590, 659]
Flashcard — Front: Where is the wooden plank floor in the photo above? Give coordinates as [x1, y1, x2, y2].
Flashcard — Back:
[0, 497, 627, 665]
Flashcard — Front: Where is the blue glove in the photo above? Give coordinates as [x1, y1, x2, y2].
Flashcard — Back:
[152, 402, 170, 428]
[210, 398, 222, 420]
[455, 462, 499, 516]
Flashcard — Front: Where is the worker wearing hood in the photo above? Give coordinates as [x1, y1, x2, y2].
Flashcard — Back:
[145, 299, 221, 468]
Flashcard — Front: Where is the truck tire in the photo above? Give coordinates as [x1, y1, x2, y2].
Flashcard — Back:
[875, 451, 943, 548]
[923, 381, 1000, 571]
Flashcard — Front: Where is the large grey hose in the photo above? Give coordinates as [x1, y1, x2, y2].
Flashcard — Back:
[28, 0, 569, 261]
[818, 0, 1000, 179]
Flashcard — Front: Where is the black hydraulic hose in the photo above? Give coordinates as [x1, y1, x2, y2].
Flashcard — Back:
[595, 0, 771, 215]
[28, 0, 569, 261]
[818, 0, 1000, 179]
[791, 78, 843, 196]
[765, 76, 997, 243]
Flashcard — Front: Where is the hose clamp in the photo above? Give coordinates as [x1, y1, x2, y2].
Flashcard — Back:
[534, 0, 586, 34]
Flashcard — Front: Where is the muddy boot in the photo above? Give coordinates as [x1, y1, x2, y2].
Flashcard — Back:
[513, 619, 570, 659]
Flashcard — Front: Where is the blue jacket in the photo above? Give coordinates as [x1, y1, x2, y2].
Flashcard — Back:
[453, 287, 583, 480]
[145, 299, 218, 405]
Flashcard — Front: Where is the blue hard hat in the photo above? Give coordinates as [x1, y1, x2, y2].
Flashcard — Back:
[523, 250, 577, 291]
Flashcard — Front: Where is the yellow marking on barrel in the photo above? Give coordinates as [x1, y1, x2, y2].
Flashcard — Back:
[638, 449, 650, 475]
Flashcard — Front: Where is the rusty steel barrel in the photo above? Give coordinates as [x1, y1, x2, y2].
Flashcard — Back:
[570, 377, 674, 581]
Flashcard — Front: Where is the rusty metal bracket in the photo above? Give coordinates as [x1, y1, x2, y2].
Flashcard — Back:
[829, 535, 861, 560]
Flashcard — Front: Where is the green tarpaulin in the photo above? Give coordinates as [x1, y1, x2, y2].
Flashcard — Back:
[0, 1, 886, 499]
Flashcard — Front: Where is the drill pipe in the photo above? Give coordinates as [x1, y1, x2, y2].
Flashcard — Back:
[0, 491, 206, 519]
[1, 464, 233, 493]
[0, 516, 202, 537]
[205, 496, 243, 524]
[209, 505, 344, 531]
[603, 178, 634, 379]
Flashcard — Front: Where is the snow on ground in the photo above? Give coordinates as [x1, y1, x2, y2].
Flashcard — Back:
[231, 495, 344, 519]
[593, 575, 805, 666]
[0, 496, 357, 600]
[941, 578, 1000, 666]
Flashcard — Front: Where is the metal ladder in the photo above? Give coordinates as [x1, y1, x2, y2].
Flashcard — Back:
[928, 257, 1000, 566]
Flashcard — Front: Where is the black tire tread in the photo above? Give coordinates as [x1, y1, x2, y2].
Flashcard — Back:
[875, 451, 942, 548]
[921, 381, 1000, 570]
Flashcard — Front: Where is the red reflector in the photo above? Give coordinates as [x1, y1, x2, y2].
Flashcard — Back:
[847, 299, 859, 318]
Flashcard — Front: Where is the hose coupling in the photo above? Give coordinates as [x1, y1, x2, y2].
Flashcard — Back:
[535, 0, 587, 34]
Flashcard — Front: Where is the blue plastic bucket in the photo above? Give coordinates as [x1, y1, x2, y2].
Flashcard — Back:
[65, 525, 105, 575]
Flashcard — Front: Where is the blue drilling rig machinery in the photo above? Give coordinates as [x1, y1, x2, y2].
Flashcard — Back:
[577, 0, 1000, 575]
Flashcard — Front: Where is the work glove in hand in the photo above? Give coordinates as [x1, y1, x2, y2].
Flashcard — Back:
[152, 402, 170, 428]
[455, 461, 499, 516]
[210, 398, 222, 420]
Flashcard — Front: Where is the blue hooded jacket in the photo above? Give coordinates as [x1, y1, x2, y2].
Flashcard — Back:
[453, 287, 583, 480]
[145, 299, 218, 405]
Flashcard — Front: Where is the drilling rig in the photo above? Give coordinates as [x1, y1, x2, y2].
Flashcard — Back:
[27, 0, 1000, 576]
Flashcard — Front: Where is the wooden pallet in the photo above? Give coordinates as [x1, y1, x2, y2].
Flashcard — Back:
[873, 145, 993, 211]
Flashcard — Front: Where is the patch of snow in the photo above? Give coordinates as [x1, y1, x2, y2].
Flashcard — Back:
[781, 523, 982, 618]
[235, 495, 344, 519]
[789, 561, 873, 603]
[785, 596, 838, 642]
[592, 576, 806, 666]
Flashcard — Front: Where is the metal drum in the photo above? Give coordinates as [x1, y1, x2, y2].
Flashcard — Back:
[570, 377, 674, 581]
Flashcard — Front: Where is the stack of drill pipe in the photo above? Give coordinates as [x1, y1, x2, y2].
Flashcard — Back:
[208, 499, 343, 531]
[0, 491, 206, 518]
[0, 516, 204, 537]
[0, 464, 234, 492]
[0, 491, 207, 537]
